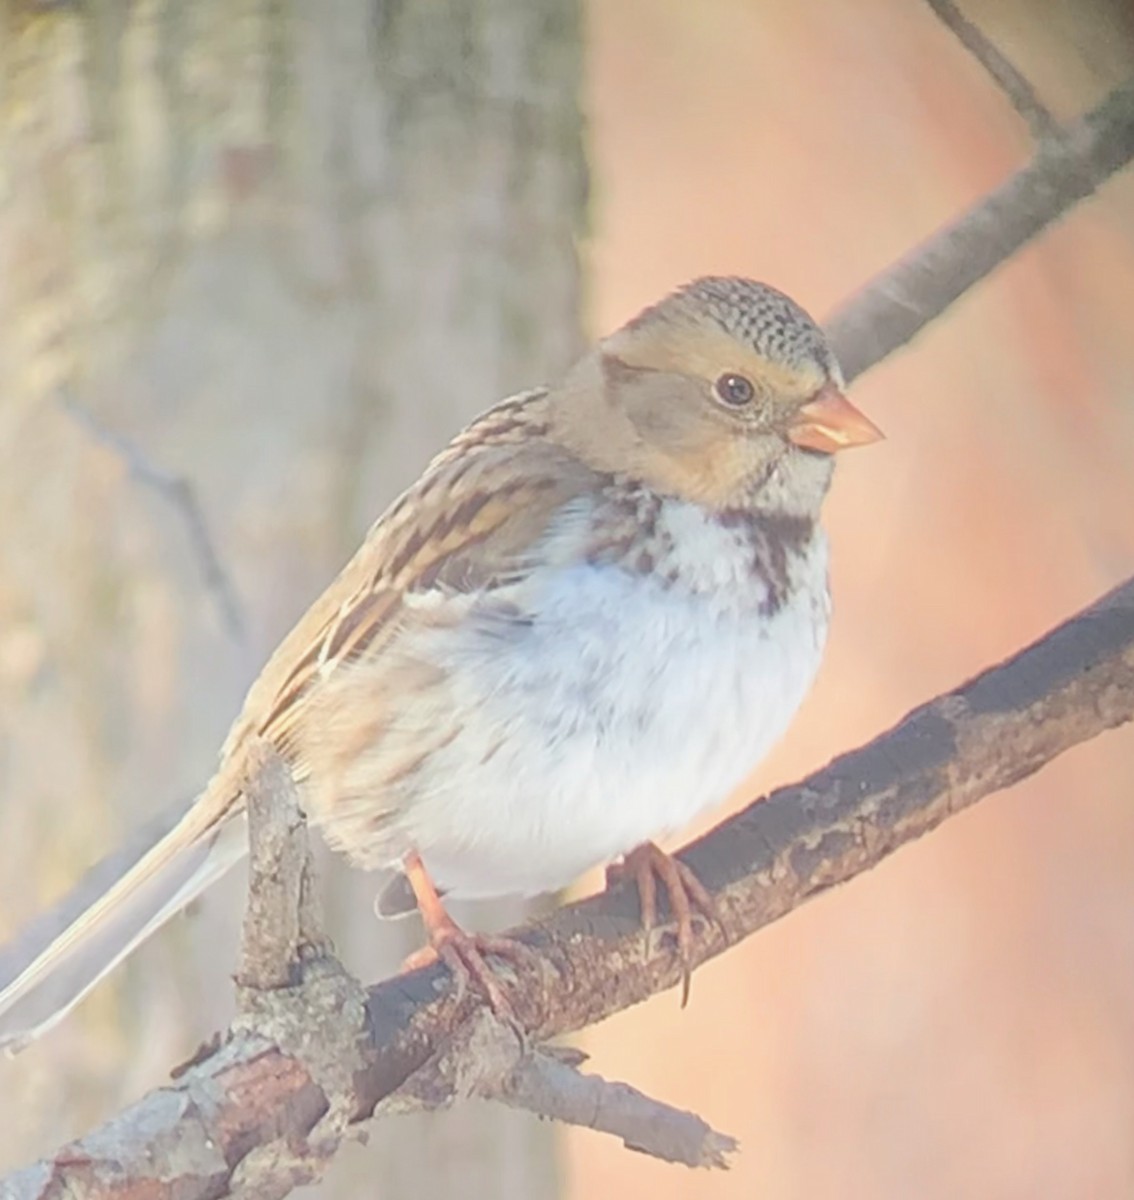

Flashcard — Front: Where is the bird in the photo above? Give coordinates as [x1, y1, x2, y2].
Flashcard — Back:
[0, 276, 881, 1050]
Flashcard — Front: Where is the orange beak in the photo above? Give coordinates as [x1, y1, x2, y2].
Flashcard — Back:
[788, 383, 884, 454]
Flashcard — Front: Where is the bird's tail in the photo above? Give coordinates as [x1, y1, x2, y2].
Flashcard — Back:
[0, 782, 245, 1055]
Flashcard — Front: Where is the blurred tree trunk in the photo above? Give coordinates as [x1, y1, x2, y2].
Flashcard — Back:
[0, 2, 584, 1197]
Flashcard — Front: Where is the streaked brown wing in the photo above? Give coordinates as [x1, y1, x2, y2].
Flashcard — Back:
[220, 388, 600, 769]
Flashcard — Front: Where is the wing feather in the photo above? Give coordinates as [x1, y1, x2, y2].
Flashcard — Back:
[0, 387, 603, 1050]
[223, 388, 601, 774]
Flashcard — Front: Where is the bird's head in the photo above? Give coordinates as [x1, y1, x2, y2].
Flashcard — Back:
[555, 276, 882, 515]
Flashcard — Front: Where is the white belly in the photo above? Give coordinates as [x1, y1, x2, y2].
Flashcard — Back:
[393, 524, 830, 900]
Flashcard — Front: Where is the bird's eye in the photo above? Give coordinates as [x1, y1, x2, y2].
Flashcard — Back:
[714, 373, 755, 407]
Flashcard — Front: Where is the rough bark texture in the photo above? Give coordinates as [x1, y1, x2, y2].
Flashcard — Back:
[0, 2, 584, 1197]
[6, 572, 1132, 1199]
[2, 1, 1133, 1195]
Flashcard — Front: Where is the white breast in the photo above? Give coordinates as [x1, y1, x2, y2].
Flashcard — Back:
[389, 500, 831, 900]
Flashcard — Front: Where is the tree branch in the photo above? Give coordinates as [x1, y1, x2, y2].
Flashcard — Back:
[826, 77, 1134, 382]
[925, 0, 1060, 142]
[232, 744, 741, 1171]
[8, 573, 1133, 1198]
[7, 70, 1134, 1200]
[374, 1008, 737, 1168]
[235, 740, 324, 993]
[493, 1050, 738, 1169]
[57, 391, 249, 648]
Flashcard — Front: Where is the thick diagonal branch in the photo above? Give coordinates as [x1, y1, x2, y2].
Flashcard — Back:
[8, 573, 1132, 1199]
[826, 78, 1134, 381]
[6, 71, 1134, 1200]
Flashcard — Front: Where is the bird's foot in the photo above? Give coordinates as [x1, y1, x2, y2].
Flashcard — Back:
[402, 919, 541, 1022]
[400, 850, 539, 1024]
[607, 841, 722, 1006]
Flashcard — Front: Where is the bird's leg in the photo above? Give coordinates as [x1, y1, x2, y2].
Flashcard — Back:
[606, 840, 721, 1006]
[399, 850, 538, 1020]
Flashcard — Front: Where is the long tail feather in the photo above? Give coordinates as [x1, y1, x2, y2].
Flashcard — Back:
[0, 791, 245, 1054]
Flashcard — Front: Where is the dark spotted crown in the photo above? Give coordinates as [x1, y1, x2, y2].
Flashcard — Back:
[634, 276, 838, 380]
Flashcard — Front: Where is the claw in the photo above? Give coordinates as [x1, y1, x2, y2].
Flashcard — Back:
[399, 851, 540, 1025]
[608, 841, 722, 1005]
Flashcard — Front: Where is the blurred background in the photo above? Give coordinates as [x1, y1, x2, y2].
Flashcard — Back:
[1, 1, 1133, 1197]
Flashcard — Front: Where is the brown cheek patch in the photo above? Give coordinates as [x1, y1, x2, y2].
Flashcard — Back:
[600, 350, 765, 507]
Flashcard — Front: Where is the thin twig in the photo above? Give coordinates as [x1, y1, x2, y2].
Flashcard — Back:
[496, 1052, 738, 1169]
[826, 78, 1134, 381]
[925, 0, 1060, 141]
[236, 740, 324, 993]
[376, 1004, 737, 1168]
[57, 391, 248, 647]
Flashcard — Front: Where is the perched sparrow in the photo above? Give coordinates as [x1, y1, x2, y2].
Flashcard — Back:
[0, 277, 880, 1048]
